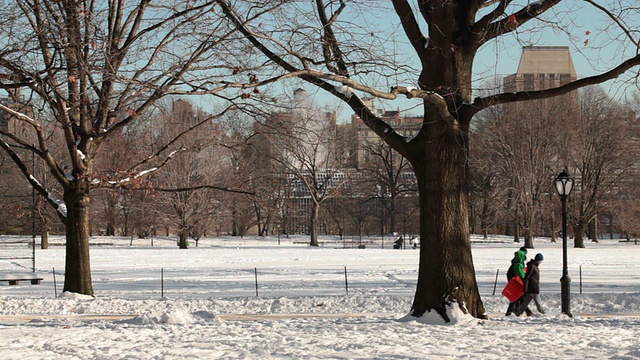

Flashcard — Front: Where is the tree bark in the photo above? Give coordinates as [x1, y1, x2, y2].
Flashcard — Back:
[524, 228, 534, 249]
[179, 232, 188, 249]
[63, 189, 94, 296]
[40, 230, 48, 250]
[589, 219, 598, 242]
[574, 222, 586, 248]
[409, 123, 486, 320]
[481, 201, 489, 239]
[309, 200, 319, 247]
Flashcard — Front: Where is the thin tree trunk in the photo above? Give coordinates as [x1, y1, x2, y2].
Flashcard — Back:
[574, 222, 586, 248]
[309, 201, 319, 247]
[481, 200, 489, 239]
[589, 218, 599, 243]
[40, 229, 49, 250]
[63, 189, 94, 296]
[389, 197, 397, 234]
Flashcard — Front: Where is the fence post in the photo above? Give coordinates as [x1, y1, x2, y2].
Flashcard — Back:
[579, 265, 582, 294]
[254, 267, 259, 297]
[161, 268, 164, 299]
[493, 269, 500, 295]
[344, 266, 349, 295]
[53, 267, 57, 297]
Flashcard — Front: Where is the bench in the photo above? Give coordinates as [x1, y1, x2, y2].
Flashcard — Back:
[0, 273, 44, 285]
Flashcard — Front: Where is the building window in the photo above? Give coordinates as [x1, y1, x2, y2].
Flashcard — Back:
[523, 74, 534, 91]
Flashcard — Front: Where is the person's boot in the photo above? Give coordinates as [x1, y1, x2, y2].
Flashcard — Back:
[505, 303, 514, 316]
[525, 308, 533, 317]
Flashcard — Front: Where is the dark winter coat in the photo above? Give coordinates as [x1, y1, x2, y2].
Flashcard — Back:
[523, 259, 541, 294]
[506, 250, 527, 280]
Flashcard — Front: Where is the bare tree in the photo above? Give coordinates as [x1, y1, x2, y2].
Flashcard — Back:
[150, 100, 227, 248]
[364, 140, 415, 235]
[250, 90, 349, 246]
[214, 0, 640, 320]
[565, 86, 639, 248]
[469, 104, 505, 238]
[0, 2, 240, 295]
[475, 96, 566, 247]
[91, 130, 140, 236]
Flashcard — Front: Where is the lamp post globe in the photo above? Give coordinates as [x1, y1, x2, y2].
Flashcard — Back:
[555, 169, 573, 317]
[555, 169, 573, 197]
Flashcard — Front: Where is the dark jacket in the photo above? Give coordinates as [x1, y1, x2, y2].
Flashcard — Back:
[506, 250, 527, 280]
[523, 259, 541, 294]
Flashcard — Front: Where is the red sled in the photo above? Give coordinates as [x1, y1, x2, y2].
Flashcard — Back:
[501, 276, 524, 302]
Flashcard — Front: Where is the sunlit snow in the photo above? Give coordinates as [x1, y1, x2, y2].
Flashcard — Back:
[0, 234, 638, 359]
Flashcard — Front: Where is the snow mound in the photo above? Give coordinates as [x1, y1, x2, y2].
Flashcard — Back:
[58, 291, 94, 301]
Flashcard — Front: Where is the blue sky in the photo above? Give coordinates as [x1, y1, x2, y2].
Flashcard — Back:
[308, 2, 639, 121]
[195, 2, 638, 123]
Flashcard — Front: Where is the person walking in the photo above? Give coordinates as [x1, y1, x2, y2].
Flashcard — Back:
[505, 246, 532, 316]
[516, 253, 546, 316]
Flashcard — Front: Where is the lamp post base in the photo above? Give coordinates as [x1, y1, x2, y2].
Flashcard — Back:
[560, 275, 572, 317]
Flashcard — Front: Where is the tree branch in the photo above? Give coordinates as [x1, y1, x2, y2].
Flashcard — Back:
[152, 185, 254, 196]
[471, 54, 640, 113]
[0, 137, 67, 222]
[481, 0, 560, 46]
[391, 0, 428, 63]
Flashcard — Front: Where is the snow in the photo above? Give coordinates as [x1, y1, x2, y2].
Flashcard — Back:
[334, 85, 355, 99]
[47, 193, 67, 217]
[1, 234, 639, 359]
[135, 167, 157, 178]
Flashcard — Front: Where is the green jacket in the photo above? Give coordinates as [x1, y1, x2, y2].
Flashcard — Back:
[511, 250, 527, 279]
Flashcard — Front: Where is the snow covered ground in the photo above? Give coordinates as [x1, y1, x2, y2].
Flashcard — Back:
[0, 234, 639, 359]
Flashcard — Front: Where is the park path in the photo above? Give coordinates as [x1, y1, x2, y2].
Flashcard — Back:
[0, 312, 638, 323]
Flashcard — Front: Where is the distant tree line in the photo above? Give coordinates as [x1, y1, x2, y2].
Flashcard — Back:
[2, 87, 638, 248]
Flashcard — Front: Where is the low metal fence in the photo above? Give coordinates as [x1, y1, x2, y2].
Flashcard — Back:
[18, 264, 635, 300]
[0, 236, 35, 272]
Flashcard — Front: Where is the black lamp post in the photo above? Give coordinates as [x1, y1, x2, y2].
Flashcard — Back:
[555, 169, 573, 317]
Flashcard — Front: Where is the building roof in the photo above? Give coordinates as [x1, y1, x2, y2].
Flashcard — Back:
[515, 46, 577, 76]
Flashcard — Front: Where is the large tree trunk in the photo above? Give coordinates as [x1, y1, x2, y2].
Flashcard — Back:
[63, 189, 94, 296]
[409, 124, 486, 321]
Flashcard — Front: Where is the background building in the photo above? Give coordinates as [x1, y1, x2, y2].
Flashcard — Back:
[503, 46, 577, 92]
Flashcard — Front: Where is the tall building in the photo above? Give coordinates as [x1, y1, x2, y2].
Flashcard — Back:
[340, 97, 422, 169]
[503, 46, 577, 92]
[252, 89, 337, 170]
